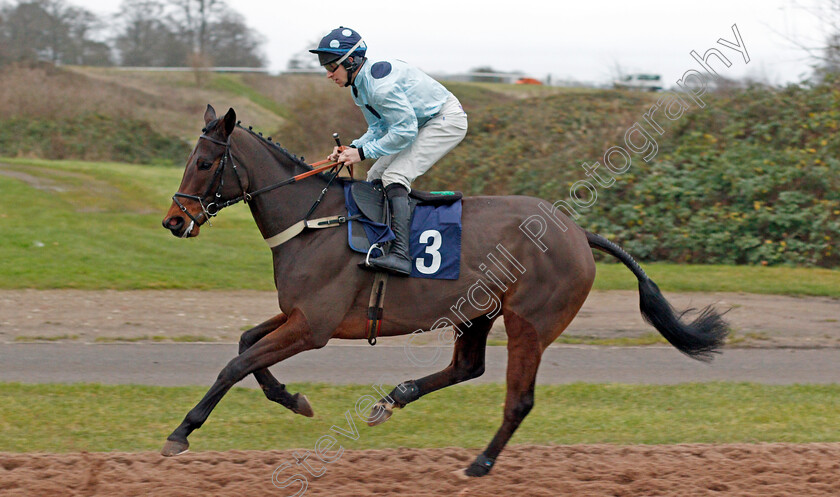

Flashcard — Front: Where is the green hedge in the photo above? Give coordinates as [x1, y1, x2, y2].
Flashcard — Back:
[0, 114, 190, 165]
[587, 80, 840, 267]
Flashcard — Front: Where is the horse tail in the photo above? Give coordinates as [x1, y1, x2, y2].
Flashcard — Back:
[585, 231, 730, 362]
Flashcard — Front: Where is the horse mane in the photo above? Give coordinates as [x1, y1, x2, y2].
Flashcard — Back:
[234, 123, 332, 179]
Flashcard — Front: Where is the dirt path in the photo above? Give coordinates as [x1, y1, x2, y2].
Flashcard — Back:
[1, 290, 837, 347]
[2, 444, 839, 496]
[4, 343, 840, 385]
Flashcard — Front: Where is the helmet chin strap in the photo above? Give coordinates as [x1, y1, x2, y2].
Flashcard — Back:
[336, 38, 365, 87]
[344, 57, 365, 87]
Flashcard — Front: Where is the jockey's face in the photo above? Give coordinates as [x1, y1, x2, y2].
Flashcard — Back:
[325, 57, 352, 87]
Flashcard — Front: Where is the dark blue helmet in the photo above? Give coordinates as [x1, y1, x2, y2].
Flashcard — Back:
[309, 27, 367, 67]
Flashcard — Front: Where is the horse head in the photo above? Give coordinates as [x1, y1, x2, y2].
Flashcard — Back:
[162, 104, 247, 238]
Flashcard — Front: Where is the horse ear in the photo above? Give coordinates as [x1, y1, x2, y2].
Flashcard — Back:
[204, 104, 216, 125]
[223, 108, 236, 137]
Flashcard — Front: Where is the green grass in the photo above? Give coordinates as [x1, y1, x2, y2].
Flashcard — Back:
[14, 334, 79, 342]
[592, 261, 840, 297]
[1, 157, 837, 295]
[0, 382, 837, 453]
[0, 157, 274, 290]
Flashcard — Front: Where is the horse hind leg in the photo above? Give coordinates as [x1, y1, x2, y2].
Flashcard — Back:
[239, 313, 313, 417]
[462, 310, 541, 477]
[368, 314, 495, 426]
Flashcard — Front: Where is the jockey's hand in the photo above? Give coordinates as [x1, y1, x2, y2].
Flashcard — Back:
[327, 146, 344, 161]
[337, 146, 361, 166]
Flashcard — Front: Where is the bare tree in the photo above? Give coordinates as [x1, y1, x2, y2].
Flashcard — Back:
[0, 1, 52, 62]
[286, 38, 322, 71]
[60, 6, 110, 65]
[819, 31, 840, 75]
[113, 0, 264, 69]
[203, 10, 264, 67]
[777, 0, 840, 78]
[114, 0, 189, 66]
[0, 0, 110, 65]
[0, 0, 267, 69]
[165, 0, 224, 58]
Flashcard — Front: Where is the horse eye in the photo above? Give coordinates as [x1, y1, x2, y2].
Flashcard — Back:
[198, 160, 213, 170]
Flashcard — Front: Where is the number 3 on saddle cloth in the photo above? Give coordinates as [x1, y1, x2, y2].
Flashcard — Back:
[343, 180, 462, 280]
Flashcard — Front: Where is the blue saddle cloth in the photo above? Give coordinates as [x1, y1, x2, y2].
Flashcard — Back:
[343, 182, 462, 280]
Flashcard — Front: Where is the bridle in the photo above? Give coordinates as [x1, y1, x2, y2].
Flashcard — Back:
[171, 134, 249, 235]
[171, 130, 343, 237]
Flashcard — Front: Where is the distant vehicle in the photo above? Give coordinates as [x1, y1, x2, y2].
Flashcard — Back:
[515, 77, 543, 85]
[613, 73, 662, 92]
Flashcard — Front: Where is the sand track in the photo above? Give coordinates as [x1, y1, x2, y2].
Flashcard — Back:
[2, 444, 839, 496]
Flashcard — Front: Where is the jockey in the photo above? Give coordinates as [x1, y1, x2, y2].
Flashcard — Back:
[311, 26, 468, 276]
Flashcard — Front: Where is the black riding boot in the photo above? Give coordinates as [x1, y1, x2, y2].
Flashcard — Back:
[367, 184, 412, 276]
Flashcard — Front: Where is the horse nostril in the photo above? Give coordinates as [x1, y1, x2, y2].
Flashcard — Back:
[163, 217, 184, 231]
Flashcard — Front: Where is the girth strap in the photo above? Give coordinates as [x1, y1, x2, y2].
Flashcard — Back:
[366, 272, 388, 346]
[264, 214, 359, 248]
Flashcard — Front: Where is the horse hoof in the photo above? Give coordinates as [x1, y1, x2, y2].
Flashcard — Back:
[451, 468, 472, 481]
[463, 458, 494, 477]
[367, 401, 393, 426]
[292, 393, 314, 417]
[160, 439, 189, 457]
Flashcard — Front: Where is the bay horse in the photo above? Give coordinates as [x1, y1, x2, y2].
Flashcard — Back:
[160, 105, 729, 477]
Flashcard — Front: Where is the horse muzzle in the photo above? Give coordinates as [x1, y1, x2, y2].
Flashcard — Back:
[162, 212, 201, 238]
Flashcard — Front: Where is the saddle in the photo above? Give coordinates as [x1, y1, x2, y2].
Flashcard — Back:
[350, 180, 462, 225]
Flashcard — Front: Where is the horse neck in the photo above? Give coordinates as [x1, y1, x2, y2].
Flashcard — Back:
[233, 131, 345, 242]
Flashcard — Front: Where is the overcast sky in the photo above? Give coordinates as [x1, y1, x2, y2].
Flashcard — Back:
[77, 0, 829, 86]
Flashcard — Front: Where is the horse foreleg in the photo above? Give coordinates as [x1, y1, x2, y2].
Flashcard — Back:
[161, 309, 316, 456]
[463, 311, 541, 477]
[239, 313, 313, 417]
[368, 315, 494, 426]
